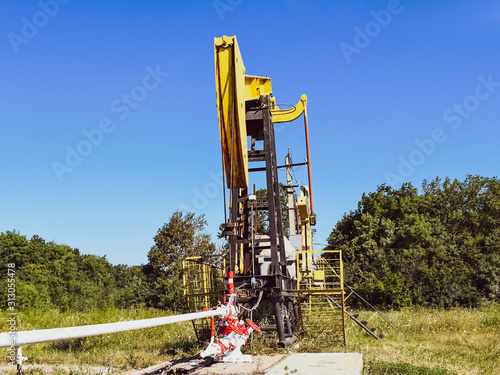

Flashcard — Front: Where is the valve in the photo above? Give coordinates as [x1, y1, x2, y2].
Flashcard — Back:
[199, 316, 260, 363]
[199, 272, 261, 363]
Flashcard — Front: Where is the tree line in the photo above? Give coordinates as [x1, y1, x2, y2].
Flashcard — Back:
[0, 212, 217, 312]
[327, 174, 500, 308]
[1, 174, 499, 312]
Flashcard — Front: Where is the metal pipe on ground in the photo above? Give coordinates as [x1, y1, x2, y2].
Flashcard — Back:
[0, 307, 225, 348]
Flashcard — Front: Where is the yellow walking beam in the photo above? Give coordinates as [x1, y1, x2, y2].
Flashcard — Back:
[214, 35, 308, 188]
[214, 35, 249, 188]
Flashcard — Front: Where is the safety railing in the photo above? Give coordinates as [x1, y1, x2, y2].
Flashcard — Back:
[296, 250, 343, 292]
[182, 256, 225, 340]
[292, 250, 346, 344]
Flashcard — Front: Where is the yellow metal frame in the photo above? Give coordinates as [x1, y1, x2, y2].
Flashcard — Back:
[296, 250, 344, 291]
[244, 74, 272, 100]
[215, 36, 249, 188]
[182, 256, 225, 311]
[182, 256, 225, 341]
[270, 94, 307, 123]
[293, 250, 346, 345]
[214, 35, 308, 189]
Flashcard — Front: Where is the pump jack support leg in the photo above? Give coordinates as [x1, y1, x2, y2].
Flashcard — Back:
[294, 300, 300, 331]
[284, 301, 293, 337]
[274, 299, 286, 347]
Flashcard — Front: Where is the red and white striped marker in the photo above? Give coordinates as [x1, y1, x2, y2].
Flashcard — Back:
[227, 271, 234, 295]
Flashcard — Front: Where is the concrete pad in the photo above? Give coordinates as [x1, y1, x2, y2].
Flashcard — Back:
[137, 353, 362, 375]
[265, 353, 363, 375]
[193, 354, 286, 374]
[137, 354, 286, 374]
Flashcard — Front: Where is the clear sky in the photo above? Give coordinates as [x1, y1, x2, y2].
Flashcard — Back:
[2, 0, 499, 266]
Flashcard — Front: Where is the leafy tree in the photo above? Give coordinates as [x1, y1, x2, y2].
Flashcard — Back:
[327, 175, 500, 308]
[0, 230, 148, 312]
[144, 211, 217, 311]
[112, 264, 149, 308]
[254, 183, 291, 236]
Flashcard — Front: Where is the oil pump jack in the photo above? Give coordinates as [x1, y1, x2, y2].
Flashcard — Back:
[215, 35, 317, 347]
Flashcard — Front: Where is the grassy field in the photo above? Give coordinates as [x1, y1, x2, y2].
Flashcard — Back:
[0, 307, 199, 374]
[1, 305, 499, 374]
[296, 305, 500, 375]
[346, 306, 500, 375]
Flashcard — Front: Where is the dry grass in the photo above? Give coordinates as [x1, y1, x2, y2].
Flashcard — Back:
[0, 307, 202, 374]
[294, 305, 500, 375]
[1, 306, 499, 374]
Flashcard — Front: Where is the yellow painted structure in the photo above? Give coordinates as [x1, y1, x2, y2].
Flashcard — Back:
[294, 185, 346, 344]
[271, 94, 307, 123]
[182, 256, 225, 340]
[214, 36, 248, 188]
[211, 35, 346, 343]
[244, 74, 272, 100]
[214, 35, 308, 189]
[294, 250, 346, 344]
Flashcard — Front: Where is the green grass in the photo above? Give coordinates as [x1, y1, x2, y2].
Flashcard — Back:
[363, 361, 456, 374]
[0, 307, 202, 374]
[275, 306, 500, 375]
[1, 306, 499, 374]
[341, 306, 500, 375]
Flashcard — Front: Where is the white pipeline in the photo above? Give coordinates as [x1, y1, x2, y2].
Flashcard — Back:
[0, 307, 224, 348]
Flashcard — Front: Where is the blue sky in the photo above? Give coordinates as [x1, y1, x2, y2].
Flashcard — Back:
[2, 0, 500, 266]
